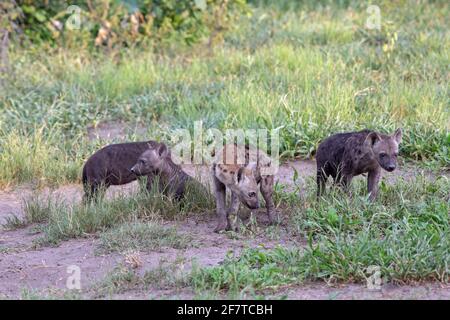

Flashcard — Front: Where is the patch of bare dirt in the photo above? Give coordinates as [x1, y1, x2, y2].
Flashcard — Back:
[0, 226, 41, 252]
[0, 237, 120, 298]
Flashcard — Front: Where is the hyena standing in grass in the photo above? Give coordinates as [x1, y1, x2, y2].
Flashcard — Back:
[211, 144, 277, 233]
[316, 128, 402, 201]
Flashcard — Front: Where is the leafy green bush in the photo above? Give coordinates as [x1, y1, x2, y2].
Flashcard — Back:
[2, 0, 248, 47]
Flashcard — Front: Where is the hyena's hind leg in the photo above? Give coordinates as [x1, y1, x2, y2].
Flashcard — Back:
[334, 164, 353, 196]
[83, 181, 107, 204]
[261, 175, 278, 224]
[316, 169, 327, 198]
[213, 175, 232, 232]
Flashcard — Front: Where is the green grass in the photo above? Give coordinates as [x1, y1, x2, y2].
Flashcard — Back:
[3, 214, 28, 230]
[93, 265, 143, 297]
[0, 1, 448, 187]
[19, 288, 82, 300]
[0, 0, 449, 299]
[19, 178, 214, 247]
[92, 258, 189, 298]
[3, 194, 65, 230]
[190, 175, 450, 297]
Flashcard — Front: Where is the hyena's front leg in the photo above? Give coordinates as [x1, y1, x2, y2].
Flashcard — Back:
[227, 192, 240, 216]
[367, 168, 381, 201]
[226, 192, 241, 231]
[261, 175, 278, 224]
[144, 174, 155, 192]
[213, 175, 231, 232]
[341, 174, 353, 194]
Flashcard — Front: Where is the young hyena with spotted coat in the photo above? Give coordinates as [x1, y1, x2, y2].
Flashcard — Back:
[211, 144, 278, 233]
[316, 128, 402, 201]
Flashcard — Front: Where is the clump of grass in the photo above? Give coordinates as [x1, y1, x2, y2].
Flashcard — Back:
[20, 288, 82, 300]
[93, 265, 143, 297]
[27, 178, 213, 246]
[143, 257, 191, 290]
[2, 215, 28, 230]
[97, 221, 195, 254]
[33, 193, 160, 246]
[0, 128, 84, 188]
[2, 194, 64, 230]
[93, 258, 189, 298]
[190, 247, 305, 297]
[23, 194, 63, 224]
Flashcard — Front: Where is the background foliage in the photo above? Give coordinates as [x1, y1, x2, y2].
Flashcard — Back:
[1, 0, 248, 47]
[0, 0, 449, 187]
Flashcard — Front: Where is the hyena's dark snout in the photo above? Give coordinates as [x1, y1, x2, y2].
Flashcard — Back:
[130, 165, 138, 174]
[386, 164, 396, 172]
[247, 203, 259, 210]
[380, 158, 397, 172]
[245, 199, 260, 210]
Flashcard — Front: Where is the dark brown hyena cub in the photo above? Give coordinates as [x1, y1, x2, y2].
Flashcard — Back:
[82, 141, 159, 202]
[316, 128, 402, 201]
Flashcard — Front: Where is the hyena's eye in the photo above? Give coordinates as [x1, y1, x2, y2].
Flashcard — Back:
[140, 159, 146, 165]
[379, 153, 387, 158]
[248, 192, 257, 198]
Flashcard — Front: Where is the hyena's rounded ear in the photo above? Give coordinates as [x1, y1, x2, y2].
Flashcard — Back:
[248, 162, 260, 179]
[237, 167, 245, 182]
[157, 143, 169, 158]
[393, 128, 402, 143]
[364, 132, 381, 148]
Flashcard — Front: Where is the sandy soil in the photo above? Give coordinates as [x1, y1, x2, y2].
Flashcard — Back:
[1, 158, 448, 299]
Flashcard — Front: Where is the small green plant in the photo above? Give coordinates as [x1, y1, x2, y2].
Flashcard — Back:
[20, 288, 82, 300]
[143, 257, 190, 290]
[93, 265, 142, 297]
[2, 214, 28, 230]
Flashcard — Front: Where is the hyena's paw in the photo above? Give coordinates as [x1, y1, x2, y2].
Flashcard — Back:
[214, 220, 232, 233]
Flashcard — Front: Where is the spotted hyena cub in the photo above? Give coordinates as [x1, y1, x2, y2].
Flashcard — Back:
[130, 142, 200, 201]
[211, 144, 277, 233]
[316, 128, 402, 201]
